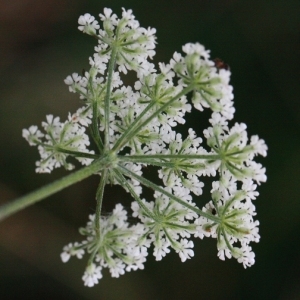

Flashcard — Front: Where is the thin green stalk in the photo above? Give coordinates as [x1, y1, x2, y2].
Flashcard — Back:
[163, 227, 177, 248]
[221, 227, 236, 254]
[112, 101, 156, 152]
[113, 169, 156, 219]
[94, 169, 109, 237]
[121, 160, 176, 169]
[119, 158, 199, 170]
[118, 164, 220, 223]
[0, 158, 105, 221]
[104, 46, 118, 149]
[118, 153, 221, 162]
[86, 71, 104, 152]
[91, 100, 104, 152]
[112, 85, 195, 152]
[55, 147, 99, 159]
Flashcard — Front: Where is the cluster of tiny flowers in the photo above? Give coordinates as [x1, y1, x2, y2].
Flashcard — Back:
[61, 204, 147, 287]
[22, 115, 94, 173]
[79, 8, 156, 76]
[131, 190, 197, 262]
[23, 8, 267, 286]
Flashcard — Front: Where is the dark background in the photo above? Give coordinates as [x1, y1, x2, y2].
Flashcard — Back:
[0, 1, 299, 299]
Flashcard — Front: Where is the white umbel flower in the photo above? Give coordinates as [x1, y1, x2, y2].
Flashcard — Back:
[21, 7, 267, 285]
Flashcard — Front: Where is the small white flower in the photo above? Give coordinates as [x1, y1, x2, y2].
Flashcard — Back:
[60, 242, 84, 262]
[153, 237, 171, 261]
[237, 245, 256, 268]
[109, 259, 126, 278]
[182, 42, 210, 60]
[99, 8, 118, 24]
[82, 263, 102, 287]
[177, 239, 194, 262]
[22, 125, 44, 146]
[78, 13, 100, 35]
[250, 135, 268, 157]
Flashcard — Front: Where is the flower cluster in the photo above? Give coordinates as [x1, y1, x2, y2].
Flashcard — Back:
[22, 115, 94, 173]
[23, 8, 267, 286]
[61, 204, 147, 286]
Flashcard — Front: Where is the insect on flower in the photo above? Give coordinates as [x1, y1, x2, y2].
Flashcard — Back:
[213, 58, 230, 71]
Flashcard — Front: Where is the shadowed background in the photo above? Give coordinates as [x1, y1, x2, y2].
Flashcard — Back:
[0, 0, 299, 299]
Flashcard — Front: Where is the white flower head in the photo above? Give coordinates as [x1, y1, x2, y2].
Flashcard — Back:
[21, 7, 267, 285]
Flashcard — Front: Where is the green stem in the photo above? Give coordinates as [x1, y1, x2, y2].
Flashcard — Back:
[112, 85, 195, 152]
[113, 169, 156, 219]
[112, 101, 156, 152]
[0, 158, 105, 221]
[118, 153, 220, 162]
[221, 227, 235, 254]
[117, 153, 221, 170]
[118, 164, 220, 223]
[91, 100, 103, 152]
[104, 46, 118, 149]
[94, 169, 108, 237]
[55, 147, 99, 159]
